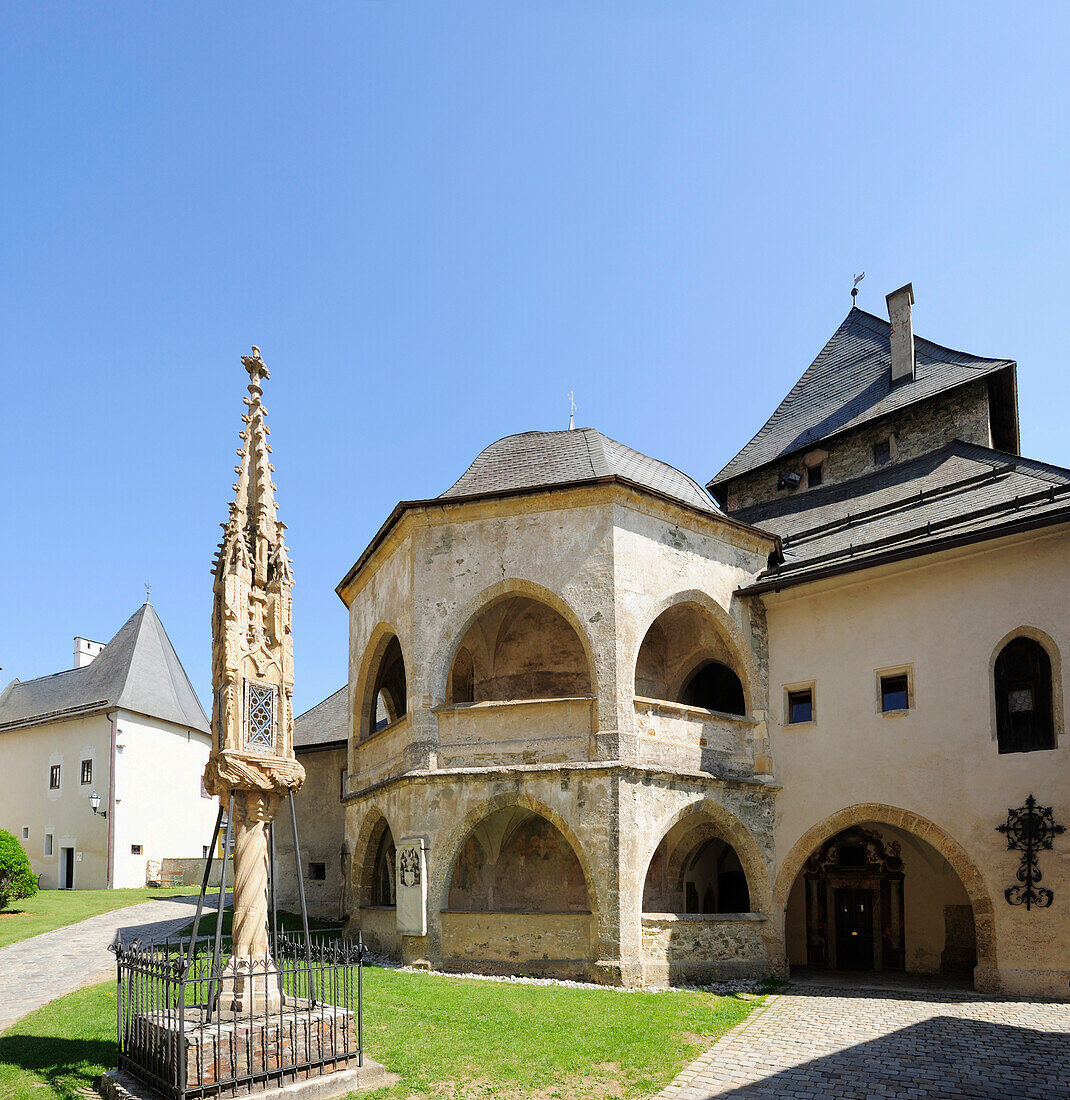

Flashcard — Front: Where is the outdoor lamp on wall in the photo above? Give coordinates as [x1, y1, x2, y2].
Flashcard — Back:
[89, 790, 107, 818]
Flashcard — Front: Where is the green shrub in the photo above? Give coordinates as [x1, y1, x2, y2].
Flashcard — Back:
[0, 828, 38, 912]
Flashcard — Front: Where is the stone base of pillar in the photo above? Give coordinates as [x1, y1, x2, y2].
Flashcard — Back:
[220, 955, 283, 1013]
[100, 1061, 390, 1099]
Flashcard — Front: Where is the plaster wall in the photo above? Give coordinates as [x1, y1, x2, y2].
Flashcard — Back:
[274, 743, 347, 921]
[0, 713, 112, 889]
[111, 711, 216, 888]
[765, 526, 1070, 997]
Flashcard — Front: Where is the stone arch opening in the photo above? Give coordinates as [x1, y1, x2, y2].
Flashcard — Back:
[993, 633, 1056, 753]
[358, 633, 407, 739]
[643, 817, 754, 915]
[445, 596, 592, 704]
[353, 811, 397, 909]
[446, 805, 590, 913]
[777, 806, 996, 987]
[635, 602, 750, 716]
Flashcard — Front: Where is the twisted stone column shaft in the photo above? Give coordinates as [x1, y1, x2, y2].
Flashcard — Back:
[230, 790, 275, 959]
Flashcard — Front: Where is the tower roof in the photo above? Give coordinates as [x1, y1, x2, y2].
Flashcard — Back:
[441, 427, 720, 514]
[709, 308, 1017, 492]
[0, 603, 209, 733]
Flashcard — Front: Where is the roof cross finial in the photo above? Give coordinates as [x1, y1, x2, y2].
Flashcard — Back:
[241, 345, 269, 393]
[852, 272, 865, 306]
[144, 583, 151, 604]
[568, 390, 576, 430]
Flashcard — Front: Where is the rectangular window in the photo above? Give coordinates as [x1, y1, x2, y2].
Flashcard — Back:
[881, 674, 910, 712]
[22, 827, 29, 839]
[339, 768, 348, 801]
[309, 862, 327, 881]
[80, 759, 92, 785]
[44, 834, 53, 857]
[807, 463, 823, 488]
[131, 844, 143, 856]
[874, 439, 891, 465]
[788, 689, 814, 724]
[49, 764, 61, 789]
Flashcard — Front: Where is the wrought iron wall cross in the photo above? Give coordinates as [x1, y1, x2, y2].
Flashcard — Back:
[996, 794, 1064, 909]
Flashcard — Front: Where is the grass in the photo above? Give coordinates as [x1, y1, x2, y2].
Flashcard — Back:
[0, 969, 767, 1099]
[0, 887, 196, 950]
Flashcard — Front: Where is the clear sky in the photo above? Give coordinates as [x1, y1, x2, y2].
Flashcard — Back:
[3, 3, 1068, 716]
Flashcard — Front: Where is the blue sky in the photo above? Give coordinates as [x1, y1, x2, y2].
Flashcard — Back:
[3, 3, 1069, 715]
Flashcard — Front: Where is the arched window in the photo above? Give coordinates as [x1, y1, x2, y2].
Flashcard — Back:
[370, 826, 396, 907]
[450, 647, 475, 704]
[995, 636, 1054, 753]
[643, 822, 752, 915]
[681, 661, 746, 716]
[366, 636, 406, 736]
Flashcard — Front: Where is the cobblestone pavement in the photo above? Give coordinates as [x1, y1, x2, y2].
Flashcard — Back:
[656, 982, 1070, 1099]
[0, 893, 228, 1032]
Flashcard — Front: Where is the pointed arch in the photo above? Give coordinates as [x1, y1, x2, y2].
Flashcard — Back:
[353, 623, 408, 742]
[350, 805, 399, 909]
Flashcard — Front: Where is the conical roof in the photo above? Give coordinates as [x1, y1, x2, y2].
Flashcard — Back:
[710, 308, 1016, 490]
[441, 427, 720, 514]
[0, 604, 209, 733]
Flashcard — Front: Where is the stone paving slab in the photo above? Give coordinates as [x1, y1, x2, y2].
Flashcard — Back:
[0, 892, 228, 1033]
[655, 983, 1070, 1099]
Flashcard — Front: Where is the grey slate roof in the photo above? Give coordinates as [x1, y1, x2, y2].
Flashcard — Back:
[294, 686, 347, 749]
[711, 309, 1016, 489]
[737, 441, 1070, 589]
[442, 427, 720, 514]
[0, 604, 209, 734]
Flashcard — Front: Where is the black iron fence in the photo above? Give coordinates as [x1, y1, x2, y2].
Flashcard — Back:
[112, 931, 366, 1099]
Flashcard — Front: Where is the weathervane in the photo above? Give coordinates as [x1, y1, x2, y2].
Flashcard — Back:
[568, 390, 576, 430]
[852, 272, 865, 306]
[144, 583, 151, 604]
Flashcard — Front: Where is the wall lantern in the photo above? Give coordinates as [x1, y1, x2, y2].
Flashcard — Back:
[89, 790, 107, 818]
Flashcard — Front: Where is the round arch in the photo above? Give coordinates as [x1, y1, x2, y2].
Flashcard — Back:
[353, 622, 408, 742]
[773, 803, 997, 975]
[433, 790, 601, 919]
[988, 625, 1064, 746]
[632, 589, 759, 716]
[430, 578, 599, 706]
[638, 798, 772, 919]
[350, 805, 399, 909]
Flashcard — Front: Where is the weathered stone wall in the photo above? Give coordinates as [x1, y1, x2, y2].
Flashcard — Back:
[641, 914, 769, 984]
[720, 379, 993, 512]
[440, 911, 593, 977]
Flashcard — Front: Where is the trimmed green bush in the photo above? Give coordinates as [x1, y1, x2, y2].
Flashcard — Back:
[0, 829, 38, 912]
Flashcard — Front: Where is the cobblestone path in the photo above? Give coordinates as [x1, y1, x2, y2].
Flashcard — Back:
[657, 983, 1070, 1099]
[0, 893, 227, 1032]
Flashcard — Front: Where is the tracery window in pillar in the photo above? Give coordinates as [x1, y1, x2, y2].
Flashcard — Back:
[244, 680, 277, 751]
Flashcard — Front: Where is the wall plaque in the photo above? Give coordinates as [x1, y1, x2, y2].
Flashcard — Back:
[396, 836, 428, 936]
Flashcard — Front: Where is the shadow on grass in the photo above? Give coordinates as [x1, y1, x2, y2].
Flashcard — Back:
[0, 1032, 115, 1100]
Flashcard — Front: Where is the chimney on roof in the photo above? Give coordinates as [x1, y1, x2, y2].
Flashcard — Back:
[887, 282, 915, 384]
[74, 637, 105, 669]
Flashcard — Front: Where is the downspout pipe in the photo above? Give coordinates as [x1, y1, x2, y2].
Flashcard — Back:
[107, 709, 117, 888]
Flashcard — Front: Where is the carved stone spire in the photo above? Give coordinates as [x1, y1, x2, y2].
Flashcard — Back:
[204, 346, 304, 1012]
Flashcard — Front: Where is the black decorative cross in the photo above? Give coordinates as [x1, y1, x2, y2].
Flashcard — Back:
[996, 794, 1064, 909]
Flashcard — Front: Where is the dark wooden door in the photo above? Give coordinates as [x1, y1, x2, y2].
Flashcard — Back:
[835, 888, 874, 970]
[63, 847, 75, 889]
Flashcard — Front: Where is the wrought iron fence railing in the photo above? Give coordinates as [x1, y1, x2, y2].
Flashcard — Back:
[112, 930, 365, 1099]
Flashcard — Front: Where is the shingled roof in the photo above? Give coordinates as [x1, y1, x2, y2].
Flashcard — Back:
[294, 685, 347, 750]
[442, 427, 720, 514]
[710, 308, 1016, 491]
[737, 441, 1070, 591]
[0, 603, 209, 733]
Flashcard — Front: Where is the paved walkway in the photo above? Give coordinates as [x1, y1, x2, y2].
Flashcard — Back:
[657, 981, 1070, 1099]
[0, 893, 228, 1032]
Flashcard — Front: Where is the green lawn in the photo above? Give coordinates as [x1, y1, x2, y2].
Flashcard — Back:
[0, 969, 766, 1100]
[0, 887, 196, 950]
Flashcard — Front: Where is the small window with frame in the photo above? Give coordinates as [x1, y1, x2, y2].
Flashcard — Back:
[49, 764, 61, 789]
[44, 833, 53, 857]
[81, 759, 92, 785]
[785, 685, 815, 725]
[131, 844, 143, 856]
[339, 768, 348, 802]
[807, 463, 823, 488]
[309, 862, 327, 882]
[879, 669, 912, 713]
[874, 439, 891, 465]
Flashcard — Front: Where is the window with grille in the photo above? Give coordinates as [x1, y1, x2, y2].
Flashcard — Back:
[81, 759, 92, 785]
[995, 636, 1055, 753]
[245, 681, 276, 750]
[49, 764, 61, 789]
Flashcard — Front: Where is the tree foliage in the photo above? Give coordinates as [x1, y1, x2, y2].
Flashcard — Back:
[0, 828, 38, 912]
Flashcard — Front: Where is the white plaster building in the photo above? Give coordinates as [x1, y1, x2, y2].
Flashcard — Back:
[0, 603, 218, 889]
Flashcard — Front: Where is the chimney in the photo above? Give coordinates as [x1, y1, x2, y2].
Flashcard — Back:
[887, 282, 915, 384]
[74, 637, 105, 668]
